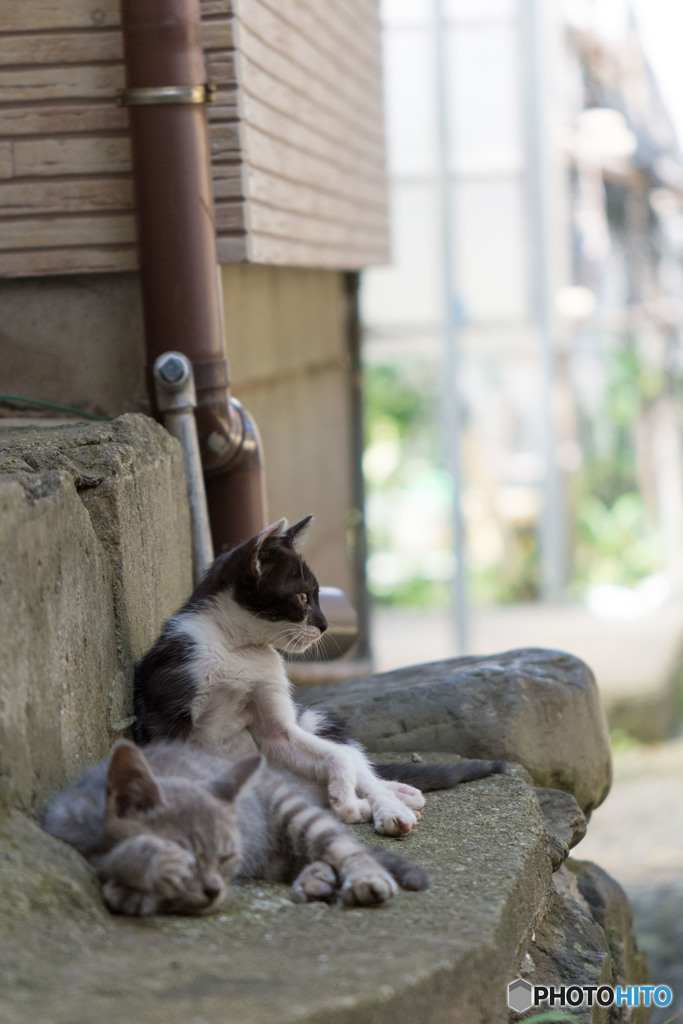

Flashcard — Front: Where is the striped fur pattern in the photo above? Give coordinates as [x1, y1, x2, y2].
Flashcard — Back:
[43, 740, 429, 917]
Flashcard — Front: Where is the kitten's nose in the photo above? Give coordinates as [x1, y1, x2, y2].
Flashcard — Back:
[203, 878, 222, 901]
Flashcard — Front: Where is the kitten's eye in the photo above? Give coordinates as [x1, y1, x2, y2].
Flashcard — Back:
[297, 593, 308, 605]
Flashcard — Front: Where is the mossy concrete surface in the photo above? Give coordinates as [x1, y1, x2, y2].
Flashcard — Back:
[1, 760, 552, 1024]
[0, 415, 192, 814]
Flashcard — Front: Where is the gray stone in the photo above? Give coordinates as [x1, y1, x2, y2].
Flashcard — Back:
[516, 870, 613, 1023]
[0, 756, 552, 1024]
[300, 649, 613, 814]
[567, 859, 651, 1003]
[536, 787, 587, 871]
[512, 863, 652, 1023]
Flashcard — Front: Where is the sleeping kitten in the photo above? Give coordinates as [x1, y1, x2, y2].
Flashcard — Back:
[43, 739, 429, 916]
[134, 517, 502, 837]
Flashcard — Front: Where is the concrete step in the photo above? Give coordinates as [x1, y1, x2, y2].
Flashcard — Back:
[1, 760, 550, 1024]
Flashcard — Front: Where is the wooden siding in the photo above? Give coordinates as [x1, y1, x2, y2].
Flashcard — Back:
[0, 0, 388, 276]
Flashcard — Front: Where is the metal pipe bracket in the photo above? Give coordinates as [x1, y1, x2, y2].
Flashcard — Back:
[117, 83, 216, 107]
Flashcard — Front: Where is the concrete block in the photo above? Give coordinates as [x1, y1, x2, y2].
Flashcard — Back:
[300, 649, 613, 815]
[0, 273, 147, 419]
[0, 415, 192, 809]
[0, 472, 118, 812]
[0, 414, 193, 662]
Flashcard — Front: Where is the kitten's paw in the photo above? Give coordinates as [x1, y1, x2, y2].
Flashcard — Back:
[290, 861, 338, 903]
[329, 795, 373, 824]
[340, 861, 397, 906]
[381, 780, 426, 812]
[151, 844, 197, 898]
[102, 880, 158, 917]
[372, 801, 419, 837]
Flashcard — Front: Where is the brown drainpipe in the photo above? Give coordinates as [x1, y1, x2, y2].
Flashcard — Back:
[119, 0, 266, 552]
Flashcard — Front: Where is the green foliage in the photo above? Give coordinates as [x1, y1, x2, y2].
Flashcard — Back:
[470, 527, 540, 605]
[572, 491, 662, 590]
[369, 578, 451, 609]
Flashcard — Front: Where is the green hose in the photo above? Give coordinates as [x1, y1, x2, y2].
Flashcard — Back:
[0, 395, 108, 422]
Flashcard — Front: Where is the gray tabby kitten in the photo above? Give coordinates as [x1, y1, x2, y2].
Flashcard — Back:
[43, 739, 429, 916]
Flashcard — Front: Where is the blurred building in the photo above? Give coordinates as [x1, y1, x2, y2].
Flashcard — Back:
[361, 0, 683, 628]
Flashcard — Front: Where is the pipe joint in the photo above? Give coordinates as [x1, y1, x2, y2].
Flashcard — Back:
[153, 352, 197, 412]
[198, 395, 261, 475]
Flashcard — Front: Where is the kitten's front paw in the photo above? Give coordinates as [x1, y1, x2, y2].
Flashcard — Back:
[151, 844, 197, 898]
[372, 800, 419, 837]
[340, 861, 397, 906]
[102, 880, 159, 917]
[290, 861, 338, 903]
[328, 794, 373, 824]
[381, 780, 426, 812]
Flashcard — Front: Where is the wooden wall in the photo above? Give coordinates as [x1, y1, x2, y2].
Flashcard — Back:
[0, 0, 388, 277]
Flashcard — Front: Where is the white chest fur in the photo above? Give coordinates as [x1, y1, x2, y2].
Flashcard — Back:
[168, 597, 291, 751]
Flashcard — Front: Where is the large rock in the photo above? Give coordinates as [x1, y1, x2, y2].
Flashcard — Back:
[300, 649, 612, 814]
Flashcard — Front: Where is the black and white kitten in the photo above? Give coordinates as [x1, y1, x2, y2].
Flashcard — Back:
[43, 739, 428, 916]
[134, 517, 502, 837]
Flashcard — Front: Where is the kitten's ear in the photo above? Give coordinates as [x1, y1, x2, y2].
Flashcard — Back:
[105, 740, 164, 819]
[284, 515, 314, 551]
[249, 519, 288, 575]
[208, 754, 264, 804]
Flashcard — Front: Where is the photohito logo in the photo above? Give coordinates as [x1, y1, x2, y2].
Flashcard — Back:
[508, 978, 673, 1013]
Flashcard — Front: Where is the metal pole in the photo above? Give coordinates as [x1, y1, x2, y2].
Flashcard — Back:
[153, 352, 214, 584]
[434, 0, 468, 653]
[521, 0, 564, 600]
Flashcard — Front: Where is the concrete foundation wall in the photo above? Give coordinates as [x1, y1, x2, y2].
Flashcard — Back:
[0, 265, 356, 596]
[221, 265, 356, 596]
[0, 415, 192, 812]
[0, 273, 148, 418]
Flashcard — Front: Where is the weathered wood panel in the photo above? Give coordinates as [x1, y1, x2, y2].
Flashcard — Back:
[1, 212, 135, 250]
[242, 125, 386, 206]
[12, 138, 131, 177]
[0, 0, 388, 276]
[0, 178, 133, 217]
[243, 166, 388, 229]
[4, 0, 121, 33]
[0, 246, 137, 277]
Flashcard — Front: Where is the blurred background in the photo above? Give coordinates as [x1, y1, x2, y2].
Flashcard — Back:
[360, 1, 682, 1016]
